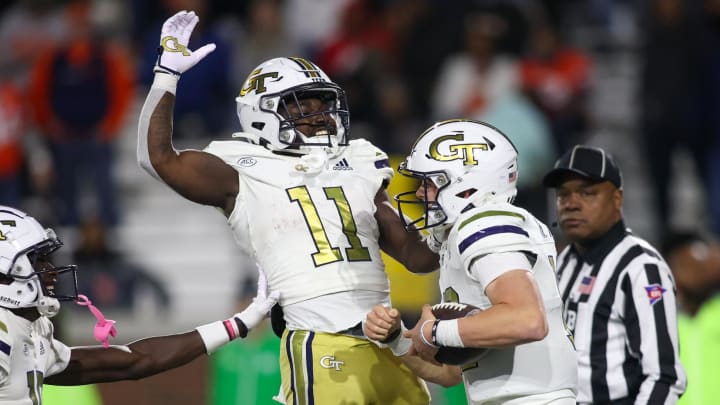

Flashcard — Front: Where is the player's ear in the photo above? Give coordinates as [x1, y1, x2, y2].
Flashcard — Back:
[613, 188, 623, 211]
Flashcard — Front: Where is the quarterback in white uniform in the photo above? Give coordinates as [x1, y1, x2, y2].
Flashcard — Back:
[0, 206, 277, 404]
[364, 120, 578, 404]
[137, 11, 438, 405]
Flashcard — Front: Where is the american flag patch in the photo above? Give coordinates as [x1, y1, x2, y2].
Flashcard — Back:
[578, 276, 595, 295]
[644, 284, 667, 305]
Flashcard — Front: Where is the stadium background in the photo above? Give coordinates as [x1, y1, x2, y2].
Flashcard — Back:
[1, 0, 717, 403]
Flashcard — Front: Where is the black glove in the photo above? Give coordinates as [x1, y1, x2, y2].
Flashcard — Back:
[270, 303, 286, 338]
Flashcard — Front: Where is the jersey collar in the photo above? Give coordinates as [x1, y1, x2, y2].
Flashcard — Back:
[570, 220, 629, 265]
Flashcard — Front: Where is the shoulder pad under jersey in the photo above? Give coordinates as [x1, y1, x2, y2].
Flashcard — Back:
[204, 139, 276, 166]
[454, 203, 534, 263]
[346, 139, 393, 182]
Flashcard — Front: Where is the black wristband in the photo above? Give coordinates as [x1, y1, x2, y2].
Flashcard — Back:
[431, 319, 441, 346]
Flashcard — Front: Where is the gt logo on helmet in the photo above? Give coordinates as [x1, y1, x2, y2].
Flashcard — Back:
[429, 134, 490, 165]
[0, 219, 16, 241]
[240, 69, 280, 96]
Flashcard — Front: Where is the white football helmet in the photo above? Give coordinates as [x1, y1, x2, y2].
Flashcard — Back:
[395, 119, 519, 230]
[0, 206, 78, 317]
[235, 57, 350, 154]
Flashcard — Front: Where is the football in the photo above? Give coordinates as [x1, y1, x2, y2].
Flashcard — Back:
[431, 302, 488, 365]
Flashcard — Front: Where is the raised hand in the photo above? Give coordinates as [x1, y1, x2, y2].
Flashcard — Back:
[155, 10, 216, 76]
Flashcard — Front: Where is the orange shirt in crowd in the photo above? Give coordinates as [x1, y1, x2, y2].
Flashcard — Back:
[0, 82, 24, 178]
[28, 38, 135, 142]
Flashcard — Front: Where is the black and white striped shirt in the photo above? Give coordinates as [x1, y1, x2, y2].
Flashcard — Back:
[556, 221, 686, 404]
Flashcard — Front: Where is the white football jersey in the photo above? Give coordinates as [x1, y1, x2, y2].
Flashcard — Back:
[438, 202, 577, 404]
[205, 138, 394, 331]
[0, 308, 70, 404]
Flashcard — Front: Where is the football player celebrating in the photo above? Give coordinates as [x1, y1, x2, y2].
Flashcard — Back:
[363, 120, 578, 404]
[0, 205, 277, 404]
[137, 10, 438, 405]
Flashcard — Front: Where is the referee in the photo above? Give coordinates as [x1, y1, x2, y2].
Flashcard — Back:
[543, 145, 687, 404]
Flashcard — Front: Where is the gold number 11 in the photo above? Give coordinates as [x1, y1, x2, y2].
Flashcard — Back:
[287, 186, 371, 266]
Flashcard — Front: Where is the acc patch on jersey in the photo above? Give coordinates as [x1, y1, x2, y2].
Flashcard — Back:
[236, 156, 257, 167]
[644, 284, 666, 305]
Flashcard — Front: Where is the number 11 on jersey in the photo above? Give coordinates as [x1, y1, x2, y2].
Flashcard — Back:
[287, 186, 371, 267]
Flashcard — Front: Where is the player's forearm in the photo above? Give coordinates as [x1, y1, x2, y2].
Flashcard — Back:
[47, 331, 207, 385]
[401, 239, 440, 274]
[399, 355, 462, 387]
[137, 74, 179, 181]
[458, 270, 547, 347]
[375, 198, 440, 273]
[125, 331, 207, 379]
[378, 228, 437, 273]
[458, 304, 547, 348]
[147, 94, 178, 168]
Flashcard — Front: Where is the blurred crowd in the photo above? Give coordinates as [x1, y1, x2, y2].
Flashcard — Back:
[3, 0, 720, 404]
[1, 0, 719, 299]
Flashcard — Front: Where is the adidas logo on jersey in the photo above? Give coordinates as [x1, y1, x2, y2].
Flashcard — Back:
[332, 158, 353, 171]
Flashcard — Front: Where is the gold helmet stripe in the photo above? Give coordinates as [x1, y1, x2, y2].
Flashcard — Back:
[288, 57, 321, 78]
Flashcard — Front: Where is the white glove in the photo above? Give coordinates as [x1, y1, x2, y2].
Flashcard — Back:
[235, 263, 280, 330]
[154, 10, 216, 76]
